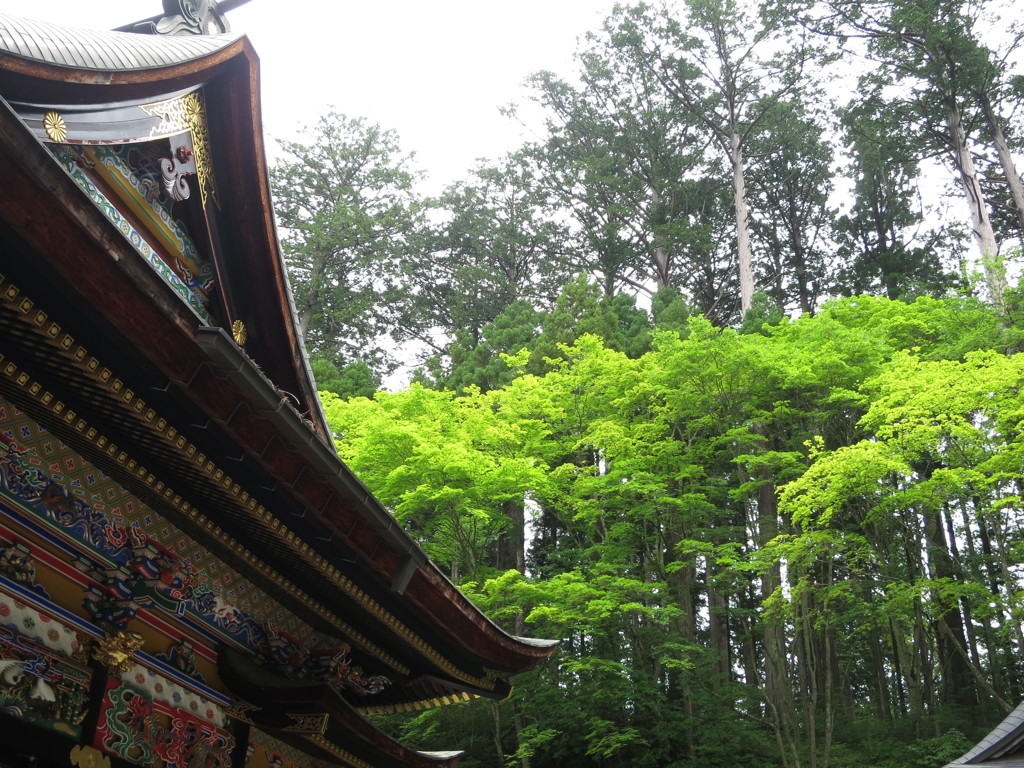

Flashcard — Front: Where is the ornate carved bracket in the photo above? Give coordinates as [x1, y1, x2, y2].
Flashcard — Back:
[141, 92, 219, 209]
[134, 0, 231, 36]
[92, 631, 145, 674]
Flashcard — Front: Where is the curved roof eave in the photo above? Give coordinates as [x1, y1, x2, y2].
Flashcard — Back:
[0, 12, 331, 441]
[0, 11, 553, 673]
[0, 13, 244, 73]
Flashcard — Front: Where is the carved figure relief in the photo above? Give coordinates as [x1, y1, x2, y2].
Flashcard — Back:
[280, 641, 391, 696]
[0, 619, 91, 737]
[0, 541, 37, 588]
[165, 638, 198, 677]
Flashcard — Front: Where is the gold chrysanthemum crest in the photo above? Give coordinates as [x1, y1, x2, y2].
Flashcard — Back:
[43, 111, 68, 143]
[232, 320, 248, 346]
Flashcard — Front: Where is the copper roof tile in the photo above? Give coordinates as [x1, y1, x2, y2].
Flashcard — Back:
[0, 13, 241, 71]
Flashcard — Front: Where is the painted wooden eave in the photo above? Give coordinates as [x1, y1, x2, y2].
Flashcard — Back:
[0, 40, 554, 691]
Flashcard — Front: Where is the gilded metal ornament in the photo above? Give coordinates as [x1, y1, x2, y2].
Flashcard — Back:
[43, 111, 68, 142]
[282, 712, 329, 735]
[92, 631, 145, 673]
[232, 319, 247, 346]
[223, 700, 260, 726]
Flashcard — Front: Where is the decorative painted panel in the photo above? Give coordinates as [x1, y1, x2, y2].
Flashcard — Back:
[122, 661, 226, 728]
[0, 587, 92, 738]
[0, 398, 338, 658]
[86, 144, 213, 306]
[95, 679, 234, 768]
[47, 145, 213, 324]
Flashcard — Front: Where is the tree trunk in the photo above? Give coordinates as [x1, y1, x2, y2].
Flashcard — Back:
[796, 592, 818, 768]
[979, 93, 1024, 242]
[497, 498, 526, 573]
[491, 700, 506, 768]
[945, 95, 1005, 305]
[666, 525, 697, 760]
[650, 186, 672, 288]
[731, 129, 755, 313]
[759, 479, 799, 767]
[925, 506, 978, 707]
[708, 559, 732, 685]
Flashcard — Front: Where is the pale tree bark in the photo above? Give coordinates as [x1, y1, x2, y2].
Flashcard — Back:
[945, 96, 1006, 305]
[731, 129, 755, 313]
[979, 94, 1024, 241]
[650, 186, 673, 288]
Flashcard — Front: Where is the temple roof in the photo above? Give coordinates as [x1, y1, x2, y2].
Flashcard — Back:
[0, 5, 555, 741]
[0, 13, 241, 71]
[945, 701, 1024, 767]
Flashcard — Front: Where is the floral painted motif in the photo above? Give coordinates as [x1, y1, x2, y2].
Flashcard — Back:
[0, 587, 81, 658]
[121, 662, 225, 727]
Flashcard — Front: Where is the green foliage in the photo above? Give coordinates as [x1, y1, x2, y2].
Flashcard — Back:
[271, 111, 423, 377]
[310, 357, 379, 399]
[403, 153, 570, 357]
[284, 2, 1024, 766]
[318, 293, 1024, 768]
[834, 89, 963, 300]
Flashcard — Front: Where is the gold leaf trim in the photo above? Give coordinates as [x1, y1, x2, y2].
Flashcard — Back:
[282, 712, 329, 735]
[141, 91, 219, 208]
[307, 735, 374, 768]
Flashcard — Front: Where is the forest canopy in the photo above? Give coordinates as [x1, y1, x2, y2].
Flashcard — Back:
[269, 0, 1024, 766]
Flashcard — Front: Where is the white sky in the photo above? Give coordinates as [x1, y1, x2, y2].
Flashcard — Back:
[0, 1, 620, 193]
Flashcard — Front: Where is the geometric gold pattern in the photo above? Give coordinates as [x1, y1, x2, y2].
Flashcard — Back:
[282, 712, 329, 735]
[308, 735, 376, 768]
